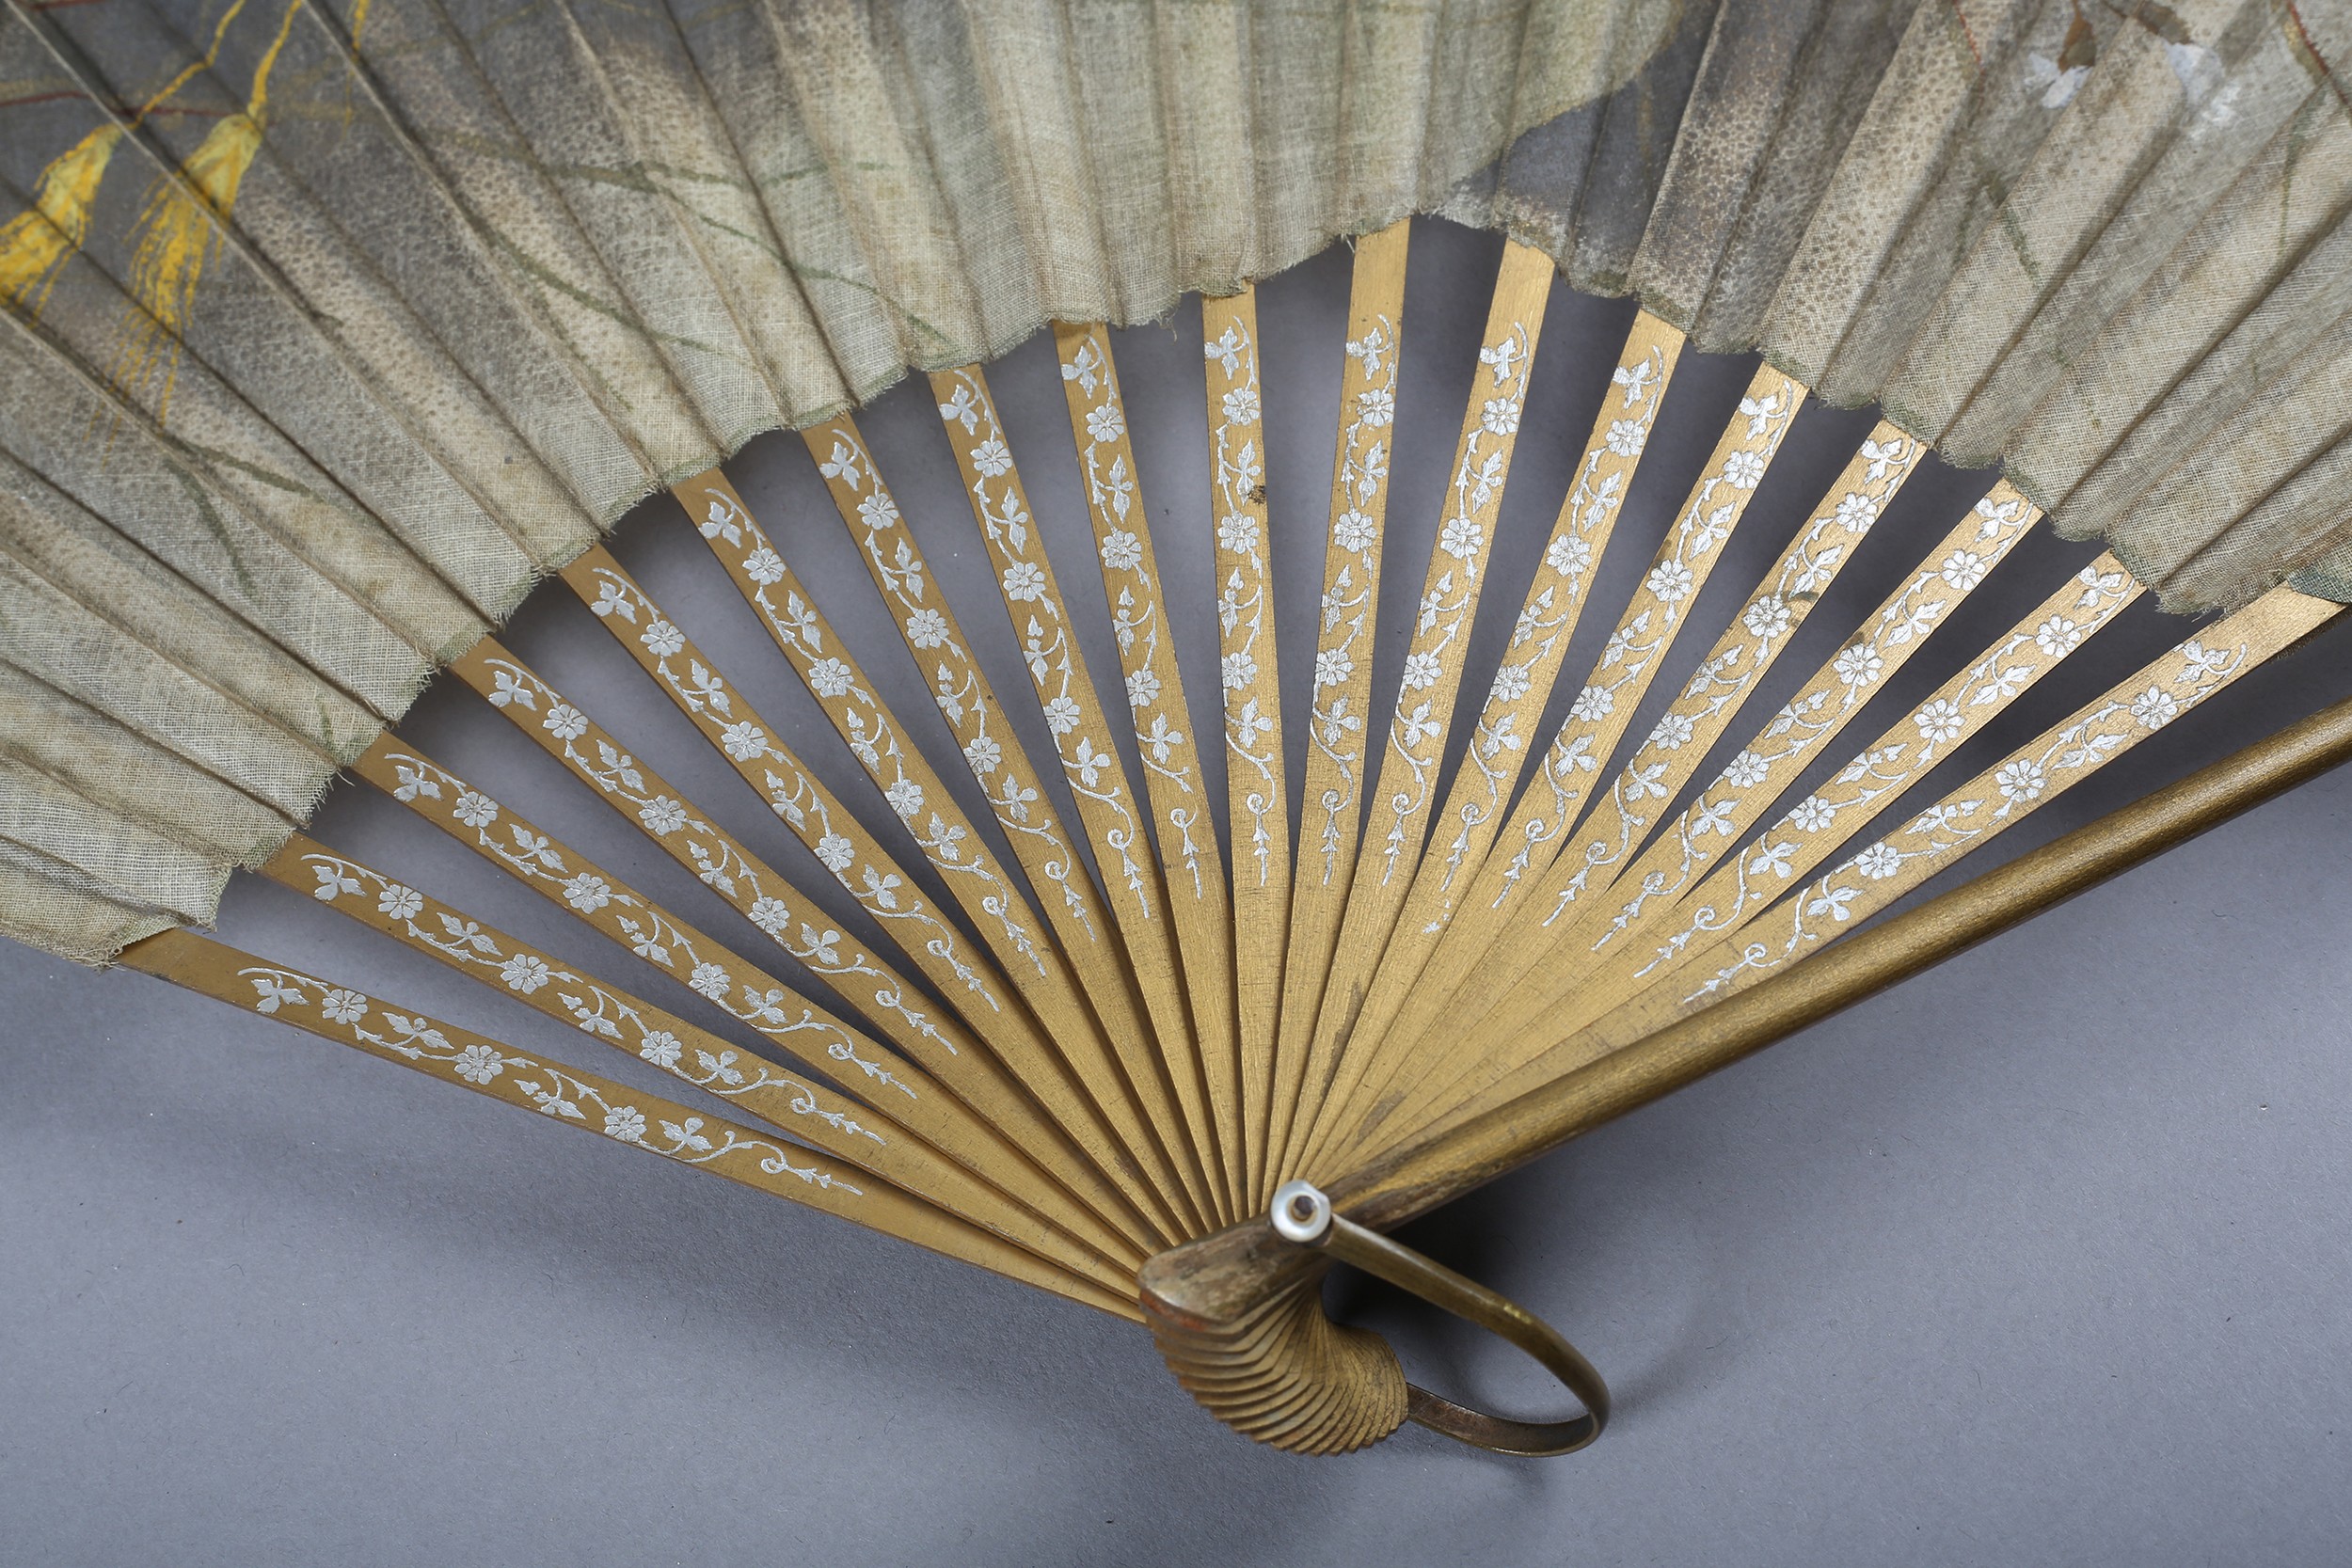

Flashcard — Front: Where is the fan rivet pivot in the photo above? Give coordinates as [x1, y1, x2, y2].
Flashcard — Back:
[1270, 1180, 1333, 1245]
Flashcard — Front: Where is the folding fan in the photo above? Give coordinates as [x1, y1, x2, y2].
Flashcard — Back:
[5, 0, 2352, 1455]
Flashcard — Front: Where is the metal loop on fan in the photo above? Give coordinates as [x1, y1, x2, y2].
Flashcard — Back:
[1267, 1181, 1609, 1457]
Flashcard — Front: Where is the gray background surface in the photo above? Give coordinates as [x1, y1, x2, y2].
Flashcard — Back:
[6, 224, 2350, 1565]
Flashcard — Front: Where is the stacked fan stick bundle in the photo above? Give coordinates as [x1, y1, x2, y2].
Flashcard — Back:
[119, 224, 2347, 1447]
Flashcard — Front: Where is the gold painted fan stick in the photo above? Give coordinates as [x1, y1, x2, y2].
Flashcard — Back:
[545, 545, 1214, 1239]
[1271, 239, 1557, 1184]
[1055, 319, 1250, 1222]
[342, 736, 1146, 1269]
[442, 639, 1188, 1247]
[1269, 217, 1409, 1212]
[679, 455, 1221, 1236]
[929, 361, 1237, 1224]
[119, 929, 1141, 1320]
[255, 832, 1132, 1292]
[1201, 284, 1291, 1214]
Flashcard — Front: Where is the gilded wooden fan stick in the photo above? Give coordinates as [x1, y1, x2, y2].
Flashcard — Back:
[1056, 318, 1252, 1224]
[1270, 217, 1409, 1214]
[342, 734, 1148, 1267]
[119, 928, 1139, 1319]
[1274, 241, 1556, 1189]
[1202, 284, 1290, 1211]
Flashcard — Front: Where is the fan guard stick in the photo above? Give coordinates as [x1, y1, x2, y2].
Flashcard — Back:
[1142, 673, 2352, 1454]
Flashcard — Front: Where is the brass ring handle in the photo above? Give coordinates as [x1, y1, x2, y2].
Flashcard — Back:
[1270, 1180, 1609, 1457]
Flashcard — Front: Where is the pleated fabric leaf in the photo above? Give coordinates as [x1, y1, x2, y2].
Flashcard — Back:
[0, 0, 2345, 964]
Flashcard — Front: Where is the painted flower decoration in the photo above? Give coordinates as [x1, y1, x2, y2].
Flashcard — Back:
[1722, 751, 1769, 789]
[453, 1043, 504, 1085]
[2131, 686, 2180, 730]
[1100, 530, 1144, 573]
[1852, 843, 1902, 880]
[1914, 700, 1964, 747]
[1941, 550, 1988, 590]
[720, 721, 768, 762]
[320, 989, 369, 1024]
[2033, 616, 2082, 657]
[805, 658, 855, 700]
[1995, 759, 2046, 804]
[1333, 511, 1376, 552]
[1645, 561, 1695, 604]
[1001, 562, 1047, 602]
[1833, 644, 1883, 688]
[1546, 533, 1593, 576]
[1741, 595, 1792, 641]
[1788, 795, 1835, 832]
[905, 609, 949, 648]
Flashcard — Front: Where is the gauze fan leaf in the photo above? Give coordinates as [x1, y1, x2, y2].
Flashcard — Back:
[3, 0, 2351, 1457]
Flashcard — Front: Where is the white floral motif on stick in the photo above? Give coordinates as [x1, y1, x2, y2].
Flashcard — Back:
[235, 966, 856, 1190]
[296, 851, 887, 1143]
[580, 562, 1016, 999]
[932, 372, 1154, 913]
[1059, 325, 1208, 897]
[1302, 315, 1400, 886]
[1372, 315, 1539, 887]
[1206, 311, 1284, 890]
[470, 657, 967, 1052]
[370, 752, 914, 1099]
